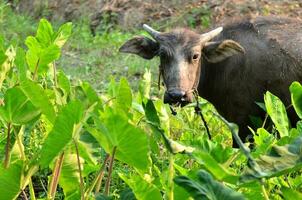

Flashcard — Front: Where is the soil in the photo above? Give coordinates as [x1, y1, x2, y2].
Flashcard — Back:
[9, 0, 302, 33]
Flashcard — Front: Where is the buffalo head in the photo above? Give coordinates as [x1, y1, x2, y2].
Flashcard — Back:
[119, 25, 244, 106]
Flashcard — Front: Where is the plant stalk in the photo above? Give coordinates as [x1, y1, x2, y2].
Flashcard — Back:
[94, 154, 110, 194]
[29, 178, 36, 200]
[4, 122, 11, 168]
[167, 154, 174, 200]
[48, 152, 65, 200]
[22, 190, 28, 200]
[104, 147, 117, 196]
[73, 139, 85, 200]
[14, 127, 37, 199]
[261, 179, 269, 200]
[84, 154, 110, 198]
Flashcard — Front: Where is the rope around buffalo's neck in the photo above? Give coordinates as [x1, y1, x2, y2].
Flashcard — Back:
[193, 89, 211, 140]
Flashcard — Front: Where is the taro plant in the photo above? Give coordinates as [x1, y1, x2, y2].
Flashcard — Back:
[1, 18, 302, 200]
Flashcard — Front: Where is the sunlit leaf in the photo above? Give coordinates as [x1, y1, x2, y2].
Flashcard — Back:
[193, 151, 239, 184]
[0, 161, 23, 200]
[53, 22, 72, 48]
[119, 173, 162, 200]
[252, 128, 275, 157]
[39, 101, 84, 167]
[36, 18, 54, 47]
[264, 91, 289, 137]
[290, 82, 302, 119]
[281, 187, 302, 200]
[116, 77, 132, 112]
[20, 78, 56, 124]
[15, 47, 27, 80]
[57, 70, 71, 96]
[59, 153, 82, 200]
[89, 112, 149, 171]
[0, 87, 41, 125]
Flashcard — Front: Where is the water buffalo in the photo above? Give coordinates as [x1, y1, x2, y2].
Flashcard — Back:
[119, 16, 302, 145]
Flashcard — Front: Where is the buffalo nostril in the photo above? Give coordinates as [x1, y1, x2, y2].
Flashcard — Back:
[167, 90, 186, 101]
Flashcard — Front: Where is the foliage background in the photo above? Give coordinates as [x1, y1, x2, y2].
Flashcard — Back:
[1, 1, 302, 200]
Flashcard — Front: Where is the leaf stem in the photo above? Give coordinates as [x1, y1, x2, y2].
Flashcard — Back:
[261, 179, 270, 200]
[22, 190, 28, 200]
[104, 147, 117, 196]
[94, 154, 110, 194]
[84, 154, 110, 198]
[29, 178, 36, 200]
[14, 126, 37, 199]
[73, 139, 84, 200]
[167, 155, 174, 200]
[48, 152, 65, 200]
[4, 122, 11, 168]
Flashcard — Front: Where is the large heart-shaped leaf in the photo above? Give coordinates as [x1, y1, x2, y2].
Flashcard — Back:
[0, 160, 23, 200]
[119, 173, 162, 200]
[20, 78, 56, 124]
[89, 112, 149, 171]
[59, 153, 82, 200]
[174, 170, 245, 200]
[39, 100, 84, 167]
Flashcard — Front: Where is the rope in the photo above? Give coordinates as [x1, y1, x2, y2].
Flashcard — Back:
[193, 90, 211, 140]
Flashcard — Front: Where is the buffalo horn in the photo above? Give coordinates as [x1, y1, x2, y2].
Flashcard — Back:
[200, 27, 223, 43]
[143, 24, 161, 39]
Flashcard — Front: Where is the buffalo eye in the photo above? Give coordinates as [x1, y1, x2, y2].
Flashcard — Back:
[192, 53, 199, 61]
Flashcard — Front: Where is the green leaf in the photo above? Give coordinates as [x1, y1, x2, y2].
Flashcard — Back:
[54, 22, 72, 48]
[252, 128, 275, 157]
[0, 48, 7, 65]
[116, 78, 132, 111]
[15, 47, 27, 80]
[174, 170, 246, 200]
[81, 81, 102, 108]
[281, 187, 302, 200]
[90, 112, 149, 171]
[57, 70, 71, 95]
[264, 91, 289, 137]
[26, 43, 60, 74]
[241, 134, 302, 182]
[0, 87, 41, 125]
[36, 18, 54, 47]
[0, 161, 23, 200]
[20, 78, 56, 124]
[119, 173, 162, 200]
[59, 153, 82, 200]
[120, 188, 136, 200]
[193, 151, 239, 184]
[0, 46, 15, 89]
[39, 101, 84, 167]
[138, 69, 151, 99]
[78, 132, 100, 165]
[290, 82, 302, 119]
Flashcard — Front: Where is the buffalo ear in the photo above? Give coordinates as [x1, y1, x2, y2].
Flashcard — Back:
[202, 40, 245, 63]
[119, 36, 159, 59]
